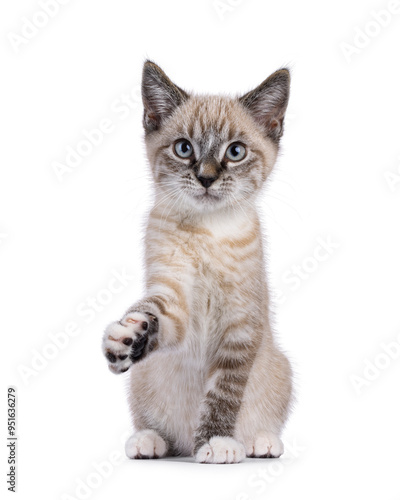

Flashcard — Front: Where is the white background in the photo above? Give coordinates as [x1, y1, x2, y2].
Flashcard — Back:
[2, 0, 400, 499]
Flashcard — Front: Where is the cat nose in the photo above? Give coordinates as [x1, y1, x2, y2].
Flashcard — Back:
[197, 175, 217, 188]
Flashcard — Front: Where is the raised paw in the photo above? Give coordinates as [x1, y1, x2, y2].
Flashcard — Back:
[125, 430, 167, 459]
[195, 437, 246, 464]
[244, 431, 283, 458]
[102, 311, 158, 374]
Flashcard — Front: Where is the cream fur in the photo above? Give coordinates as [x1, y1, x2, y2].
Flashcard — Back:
[102, 62, 293, 464]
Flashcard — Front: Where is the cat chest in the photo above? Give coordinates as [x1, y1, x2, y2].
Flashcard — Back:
[192, 251, 240, 317]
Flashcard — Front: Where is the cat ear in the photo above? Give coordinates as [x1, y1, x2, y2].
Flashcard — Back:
[141, 60, 189, 133]
[239, 68, 290, 142]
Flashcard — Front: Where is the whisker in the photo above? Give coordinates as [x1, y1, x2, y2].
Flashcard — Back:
[162, 191, 185, 229]
[152, 187, 181, 212]
[158, 189, 182, 231]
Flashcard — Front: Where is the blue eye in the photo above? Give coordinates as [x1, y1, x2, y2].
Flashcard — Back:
[225, 142, 246, 162]
[174, 139, 193, 159]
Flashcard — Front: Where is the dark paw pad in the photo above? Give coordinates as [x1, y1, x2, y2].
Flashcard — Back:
[130, 334, 149, 363]
[106, 351, 117, 363]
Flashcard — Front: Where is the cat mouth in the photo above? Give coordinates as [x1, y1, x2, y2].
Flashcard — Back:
[193, 190, 220, 201]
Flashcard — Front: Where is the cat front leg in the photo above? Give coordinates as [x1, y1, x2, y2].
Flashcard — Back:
[102, 278, 189, 373]
[193, 331, 259, 464]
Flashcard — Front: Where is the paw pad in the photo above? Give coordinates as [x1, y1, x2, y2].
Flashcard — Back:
[102, 311, 157, 374]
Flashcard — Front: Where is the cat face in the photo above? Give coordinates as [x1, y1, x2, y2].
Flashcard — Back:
[141, 61, 290, 214]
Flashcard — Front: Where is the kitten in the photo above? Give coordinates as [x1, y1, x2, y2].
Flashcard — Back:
[102, 60, 293, 464]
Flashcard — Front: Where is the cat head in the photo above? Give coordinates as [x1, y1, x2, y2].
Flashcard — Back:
[141, 60, 290, 214]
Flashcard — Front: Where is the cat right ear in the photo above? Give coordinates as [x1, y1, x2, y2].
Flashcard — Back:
[141, 60, 189, 133]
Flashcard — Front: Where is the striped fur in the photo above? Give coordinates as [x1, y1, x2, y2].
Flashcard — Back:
[102, 61, 293, 463]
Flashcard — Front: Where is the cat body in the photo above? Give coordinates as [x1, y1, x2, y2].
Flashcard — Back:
[102, 62, 293, 463]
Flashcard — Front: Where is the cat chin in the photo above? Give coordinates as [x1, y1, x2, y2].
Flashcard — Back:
[186, 193, 228, 213]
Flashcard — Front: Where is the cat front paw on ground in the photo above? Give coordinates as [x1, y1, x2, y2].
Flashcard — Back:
[102, 312, 158, 374]
[195, 437, 246, 464]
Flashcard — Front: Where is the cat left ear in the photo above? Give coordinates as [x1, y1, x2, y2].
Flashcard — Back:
[142, 60, 189, 133]
[239, 68, 290, 143]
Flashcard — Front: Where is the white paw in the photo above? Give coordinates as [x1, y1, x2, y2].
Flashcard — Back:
[244, 432, 284, 458]
[125, 430, 167, 459]
[102, 312, 153, 374]
[195, 437, 246, 464]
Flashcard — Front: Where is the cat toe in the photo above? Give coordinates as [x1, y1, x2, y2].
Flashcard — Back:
[195, 437, 245, 464]
[125, 430, 167, 459]
[245, 432, 283, 458]
[102, 312, 156, 373]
